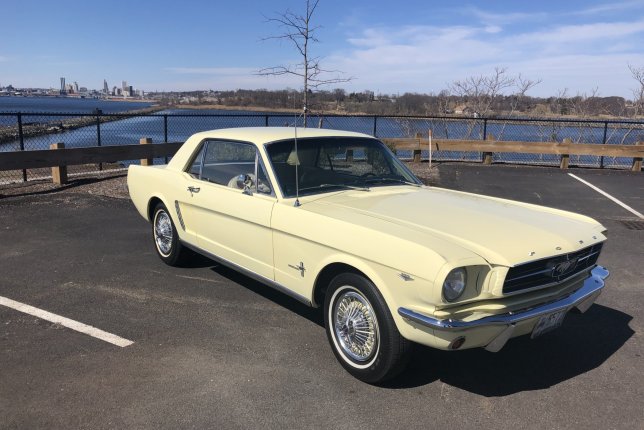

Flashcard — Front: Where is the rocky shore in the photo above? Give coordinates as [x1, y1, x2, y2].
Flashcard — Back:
[0, 105, 166, 145]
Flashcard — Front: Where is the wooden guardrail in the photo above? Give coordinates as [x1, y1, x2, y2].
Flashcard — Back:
[0, 136, 641, 185]
[381, 137, 644, 171]
[0, 139, 183, 184]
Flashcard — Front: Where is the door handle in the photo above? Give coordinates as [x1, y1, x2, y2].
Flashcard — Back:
[187, 186, 200, 196]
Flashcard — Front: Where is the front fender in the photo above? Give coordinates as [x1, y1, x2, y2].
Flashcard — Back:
[311, 253, 437, 342]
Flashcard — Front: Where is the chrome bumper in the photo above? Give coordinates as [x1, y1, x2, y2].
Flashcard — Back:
[398, 266, 609, 351]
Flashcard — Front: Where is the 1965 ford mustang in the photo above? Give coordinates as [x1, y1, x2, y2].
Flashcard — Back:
[128, 127, 609, 383]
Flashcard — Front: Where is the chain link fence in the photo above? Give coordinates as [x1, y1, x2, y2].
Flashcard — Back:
[1, 111, 642, 184]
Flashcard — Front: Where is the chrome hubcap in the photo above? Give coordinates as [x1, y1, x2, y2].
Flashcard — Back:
[154, 211, 173, 256]
[333, 289, 378, 362]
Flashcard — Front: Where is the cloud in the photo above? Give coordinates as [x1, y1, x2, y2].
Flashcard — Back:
[164, 67, 257, 75]
[514, 20, 644, 44]
[324, 18, 644, 97]
[464, 7, 548, 25]
[150, 68, 300, 91]
[574, 0, 644, 16]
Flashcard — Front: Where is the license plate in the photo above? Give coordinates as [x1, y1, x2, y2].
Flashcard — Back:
[531, 309, 567, 339]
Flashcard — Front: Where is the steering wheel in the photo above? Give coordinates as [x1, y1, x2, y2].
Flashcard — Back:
[360, 172, 377, 178]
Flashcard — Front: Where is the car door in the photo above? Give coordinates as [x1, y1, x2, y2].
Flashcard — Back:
[181, 139, 276, 280]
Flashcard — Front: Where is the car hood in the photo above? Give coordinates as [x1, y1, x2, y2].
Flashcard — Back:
[302, 186, 606, 267]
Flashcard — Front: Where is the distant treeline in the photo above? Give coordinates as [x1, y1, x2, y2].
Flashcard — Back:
[153, 89, 639, 118]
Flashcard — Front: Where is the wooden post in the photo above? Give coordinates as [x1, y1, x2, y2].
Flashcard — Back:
[632, 141, 642, 172]
[483, 133, 494, 164]
[50, 143, 67, 185]
[413, 132, 422, 162]
[560, 138, 571, 169]
[140, 137, 153, 166]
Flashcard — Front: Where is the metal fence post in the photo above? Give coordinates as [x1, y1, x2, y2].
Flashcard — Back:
[265, 115, 269, 127]
[164, 114, 169, 163]
[481, 118, 489, 163]
[17, 113, 27, 181]
[373, 116, 378, 137]
[96, 110, 102, 171]
[600, 121, 608, 169]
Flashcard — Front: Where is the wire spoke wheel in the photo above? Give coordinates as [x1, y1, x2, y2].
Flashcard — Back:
[324, 273, 411, 383]
[332, 288, 379, 363]
[154, 210, 173, 257]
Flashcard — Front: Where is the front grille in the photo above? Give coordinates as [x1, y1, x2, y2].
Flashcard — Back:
[503, 243, 603, 294]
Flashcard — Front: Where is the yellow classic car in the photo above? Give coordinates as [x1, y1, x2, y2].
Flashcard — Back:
[127, 127, 609, 383]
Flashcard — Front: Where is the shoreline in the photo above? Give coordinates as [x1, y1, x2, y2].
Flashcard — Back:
[0, 105, 165, 145]
[170, 103, 355, 115]
[170, 103, 643, 121]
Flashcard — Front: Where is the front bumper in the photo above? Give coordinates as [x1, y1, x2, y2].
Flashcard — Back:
[398, 265, 609, 352]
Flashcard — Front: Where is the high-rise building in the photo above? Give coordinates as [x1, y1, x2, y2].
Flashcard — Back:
[73, 82, 79, 93]
[122, 81, 128, 91]
[60, 77, 66, 95]
[103, 80, 109, 94]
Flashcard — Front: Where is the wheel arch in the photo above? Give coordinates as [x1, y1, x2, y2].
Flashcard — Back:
[313, 263, 365, 308]
[311, 257, 393, 310]
[147, 194, 177, 224]
[147, 196, 164, 222]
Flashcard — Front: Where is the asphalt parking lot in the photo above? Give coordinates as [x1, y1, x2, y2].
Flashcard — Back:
[1, 164, 642, 429]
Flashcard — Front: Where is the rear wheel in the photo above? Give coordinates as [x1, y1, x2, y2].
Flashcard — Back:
[324, 273, 411, 384]
[152, 202, 190, 266]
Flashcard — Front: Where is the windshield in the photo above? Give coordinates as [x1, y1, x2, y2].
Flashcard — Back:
[265, 137, 421, 197]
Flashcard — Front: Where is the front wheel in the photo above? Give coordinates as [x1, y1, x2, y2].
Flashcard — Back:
[152, 202, 190, 266]
[324, 273, 411, 384]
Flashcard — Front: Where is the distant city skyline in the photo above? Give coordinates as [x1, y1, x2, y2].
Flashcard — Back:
[1, 0, 643, 98]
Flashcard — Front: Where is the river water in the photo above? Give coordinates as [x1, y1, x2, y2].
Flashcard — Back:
[0, 97, 641, 169]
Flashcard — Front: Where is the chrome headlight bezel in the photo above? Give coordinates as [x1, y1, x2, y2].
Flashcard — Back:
[442, 267, 468, 302]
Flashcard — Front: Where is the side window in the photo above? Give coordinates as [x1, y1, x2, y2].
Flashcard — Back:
[189, 140, 273, 195]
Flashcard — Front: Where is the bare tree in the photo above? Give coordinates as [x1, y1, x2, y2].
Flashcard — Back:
[258, 0, 352, 126]
[507, 74, 542, 115]
[448, 67, 541, 138]
[629, 64, 644, 116]
[449, 67, 516, 117]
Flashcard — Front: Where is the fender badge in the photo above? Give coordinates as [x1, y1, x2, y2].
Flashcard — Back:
[288, 262, 306, 277]
[399, 273, 414, 282]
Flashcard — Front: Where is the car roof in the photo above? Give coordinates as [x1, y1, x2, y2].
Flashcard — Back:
[187, 127, 373, 145]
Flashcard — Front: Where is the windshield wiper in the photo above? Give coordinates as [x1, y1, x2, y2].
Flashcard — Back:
[299, 183, 370, 193]
[363, 177, 422, 187]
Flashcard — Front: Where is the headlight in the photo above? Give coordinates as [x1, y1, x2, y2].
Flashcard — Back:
[443, 268, 467, 302]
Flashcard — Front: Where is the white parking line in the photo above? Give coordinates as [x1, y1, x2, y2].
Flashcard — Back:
[0, 296, 134, 347]
[568, 173, 644, 219]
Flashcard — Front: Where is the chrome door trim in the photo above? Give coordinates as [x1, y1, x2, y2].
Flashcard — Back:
[180, 240, 312, 306]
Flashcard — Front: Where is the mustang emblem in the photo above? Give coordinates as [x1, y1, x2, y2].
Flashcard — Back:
[552, 258, 578, 277]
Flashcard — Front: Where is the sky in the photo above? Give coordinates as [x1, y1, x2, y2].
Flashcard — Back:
[1, 0, 643, 98]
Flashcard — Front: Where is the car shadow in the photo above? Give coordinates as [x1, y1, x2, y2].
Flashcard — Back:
[208, 263, 324, 326]
[202, 259, 632, 395]
[384, 304, 633, 395]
